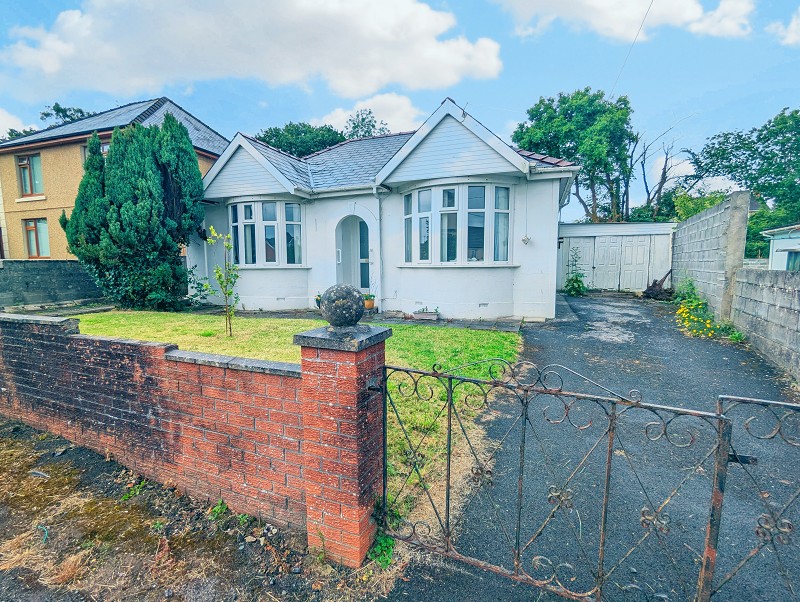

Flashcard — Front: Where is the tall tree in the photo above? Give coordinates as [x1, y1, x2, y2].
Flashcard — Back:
[4, 127, 37, 140]
[255, 122, 345, 157]
[62, 118, 204, 309]
[512, 88, 637, 222]
[344, 108, 389, 139]
[686, 107, 800, 222]
[40, 102, 96, 126]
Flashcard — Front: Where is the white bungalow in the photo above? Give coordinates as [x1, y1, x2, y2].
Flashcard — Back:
[189, 98, 579, 320]
[762, 223, 800, 271]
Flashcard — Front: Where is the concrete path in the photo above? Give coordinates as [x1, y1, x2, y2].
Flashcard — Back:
[386, 294, 798, 602]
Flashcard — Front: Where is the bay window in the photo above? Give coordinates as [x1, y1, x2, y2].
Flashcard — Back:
[229, 200, 303, 266]
[403, 183, 511, 265]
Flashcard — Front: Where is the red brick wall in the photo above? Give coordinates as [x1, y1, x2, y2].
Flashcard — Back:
[0, 315, 306, 528]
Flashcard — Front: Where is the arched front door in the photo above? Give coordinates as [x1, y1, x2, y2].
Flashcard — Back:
[335, 216, 370, 292]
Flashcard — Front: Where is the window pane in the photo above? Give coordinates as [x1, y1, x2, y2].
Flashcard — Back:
[443, 188, 456, 208]
[404, 194, 412, 216]
[244, 224, 256, 264]
[360, 262, 370, 289]
[20, 164, 31, 195]
[36, 219, 49, 257]
[243, 204, 253, 221]
[30, 155, 43, 194]
[286, 203, 301, 222]
[468, 186, 485, 209]
[494, 213, 509, 261]
[418, 189, 431, 213]
[232, 225, 240, 264]
[467, 213, 484, 261]
[359, 220, 369, 260]
[264, 225, 276, 262]
[419, 216, 430, 261]
[404, 217, 412, 262]
[25, 222, 37, 257]
[440, 213, 457, 262]
[262, 201, 276, 222]
[230, 205, 238, 224]
[788, 252, 800, 271]
[495, 187, 510, 210]
[286, 224, 302, 264]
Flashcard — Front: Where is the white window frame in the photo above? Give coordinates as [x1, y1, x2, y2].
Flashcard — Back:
[402, 182, 513, 266]
[228, 200, 304, 267]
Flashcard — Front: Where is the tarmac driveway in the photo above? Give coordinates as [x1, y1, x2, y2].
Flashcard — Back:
[387, 294, 799, 602]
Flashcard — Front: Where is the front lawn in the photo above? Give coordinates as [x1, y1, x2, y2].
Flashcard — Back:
[75, 310, 520, 371]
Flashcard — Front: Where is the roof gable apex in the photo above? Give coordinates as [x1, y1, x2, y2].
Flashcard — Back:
[202, 133, 295, 194]
[375, 98, 530, 185]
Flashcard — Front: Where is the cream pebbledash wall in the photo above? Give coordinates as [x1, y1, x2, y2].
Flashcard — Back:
[0, 142, 216, 260]
[190, 176, 562, 321]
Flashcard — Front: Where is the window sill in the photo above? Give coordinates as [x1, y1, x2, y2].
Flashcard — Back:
[237, 265, 311, 270]
[397, 263, 520, 269]
[16, 195, 47, 203]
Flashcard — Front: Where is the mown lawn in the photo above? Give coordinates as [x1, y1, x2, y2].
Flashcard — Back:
[75, 310, 520, 370]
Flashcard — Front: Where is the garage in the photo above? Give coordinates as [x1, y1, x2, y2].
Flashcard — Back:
[556, 222, 675, 292]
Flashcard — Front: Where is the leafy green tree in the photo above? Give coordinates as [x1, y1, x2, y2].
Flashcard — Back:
[255, 122, 345, 157]
[59, 133, 107, 269]
[513, 88, 637, 222]
[4, 127, 37, 140]
[344, 108, 390, 139]
[40, 102, 95, 126]
[62, 117, 204, 309]
[673, 189, 726, 221]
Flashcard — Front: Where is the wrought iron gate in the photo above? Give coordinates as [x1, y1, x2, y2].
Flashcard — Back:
[379, 360, 799, 601]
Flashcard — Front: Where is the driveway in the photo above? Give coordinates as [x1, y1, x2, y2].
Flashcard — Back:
[387, 294, 799, 602]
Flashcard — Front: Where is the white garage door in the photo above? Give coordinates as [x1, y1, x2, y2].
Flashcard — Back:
[593, 236, 622, 290]
[620, 235, 651, 291]
[567, 237, 596, 288]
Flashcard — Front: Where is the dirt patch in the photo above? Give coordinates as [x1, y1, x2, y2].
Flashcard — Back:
[0, 420, 396, 602]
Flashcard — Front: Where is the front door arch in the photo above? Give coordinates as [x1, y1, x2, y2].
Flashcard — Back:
[335, 216, 370, 292]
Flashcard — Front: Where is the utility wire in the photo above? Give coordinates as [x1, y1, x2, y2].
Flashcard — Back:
[610, 0, 656, 98]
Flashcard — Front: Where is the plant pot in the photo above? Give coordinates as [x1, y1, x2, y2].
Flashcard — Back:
[364, 299, 375, 310]
[413, 311, 439, 321]
[315, 298, 321, 308]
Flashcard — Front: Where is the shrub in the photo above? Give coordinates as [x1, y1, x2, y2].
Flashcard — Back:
[563, 247, 588, 297]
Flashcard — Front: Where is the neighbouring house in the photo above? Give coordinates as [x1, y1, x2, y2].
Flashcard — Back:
[557, 222, 676, 292]
[762, 223, 800, 271]
[190, 98, 579, 320]
[0, 97, 228, 261]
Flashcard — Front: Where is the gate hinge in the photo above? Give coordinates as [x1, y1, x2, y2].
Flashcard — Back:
[367, 377, 382, 393]
[728, 452, 758, 465]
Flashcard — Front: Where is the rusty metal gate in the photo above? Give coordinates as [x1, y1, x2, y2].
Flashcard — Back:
[379, 360, 799, 601]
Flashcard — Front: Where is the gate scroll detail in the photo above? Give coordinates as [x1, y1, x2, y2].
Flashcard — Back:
[379, 360, 796, 601]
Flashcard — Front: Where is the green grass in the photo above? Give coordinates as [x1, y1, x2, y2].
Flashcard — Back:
[75, 310, 520, 370]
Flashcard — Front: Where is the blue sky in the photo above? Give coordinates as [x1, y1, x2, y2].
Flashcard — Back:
[0, 0, 798, 220]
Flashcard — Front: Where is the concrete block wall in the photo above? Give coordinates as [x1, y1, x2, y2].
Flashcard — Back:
[672, 192, 749, 320]
[731, 269, 800, 382]
[0, 313, 391, 567]
[0, 259, 103, 308]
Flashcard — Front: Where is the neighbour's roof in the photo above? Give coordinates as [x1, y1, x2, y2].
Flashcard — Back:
[0, 97, 229, 156]
[236, 130, 568, 193]
[761, 223, 800, 238]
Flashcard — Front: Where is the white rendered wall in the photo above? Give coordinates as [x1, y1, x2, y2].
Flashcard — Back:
[768, 235, 800, 270]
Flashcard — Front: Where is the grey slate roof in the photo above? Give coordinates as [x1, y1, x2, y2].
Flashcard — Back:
[0, 97, 228, 155]
[241, 132, 413, 192]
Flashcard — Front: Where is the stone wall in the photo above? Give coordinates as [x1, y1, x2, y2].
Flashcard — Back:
[672, 192, 749, 320]
[0, 259, 103, 308]
[731, 269, 800, 382]
[0, 313, 389, 567]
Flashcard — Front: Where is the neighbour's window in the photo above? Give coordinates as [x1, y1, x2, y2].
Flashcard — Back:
[229, 200, 303, 267]
[403, 183, 512, 266]
[24, 218, 49, 258]
[17, 154, 43, 196]
[788, 251, 800, 272]
[80, 143, 111, 164]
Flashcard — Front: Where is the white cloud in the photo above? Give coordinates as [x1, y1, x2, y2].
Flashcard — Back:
[312, 93, 426, 133]
[0, 0, 501, 100]
[0, 107, 34, 135]
[494, 0, 754, 42]
[766, 7, 800, 46]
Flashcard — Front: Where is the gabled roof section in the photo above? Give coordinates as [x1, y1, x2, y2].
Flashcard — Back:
[245, 135, 312, 189]
[0, 97, 229, 156]
[202, 133, 297, 195]
[375, 98, 534, 185]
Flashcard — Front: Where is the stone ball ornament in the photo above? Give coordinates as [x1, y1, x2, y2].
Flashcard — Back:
[320, 284, 365, 327]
